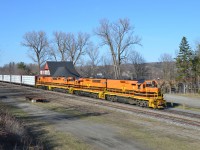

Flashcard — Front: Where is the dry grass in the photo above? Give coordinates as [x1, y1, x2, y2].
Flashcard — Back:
[84, 110, 200, 150]
[174, 104, 200, 112]
[2, 95, 200, 150]
[176, 93, 200, 99]
[0, 104, 43, 149]
[33, 101, 200, 150]
[42, 125, 92, 150]
[0, 100, 92, 150]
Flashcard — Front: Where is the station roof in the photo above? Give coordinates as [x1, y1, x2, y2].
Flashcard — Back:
[43, 61, 80, 78]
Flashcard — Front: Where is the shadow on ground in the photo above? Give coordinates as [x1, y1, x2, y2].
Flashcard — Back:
[166, 102, 181, 108]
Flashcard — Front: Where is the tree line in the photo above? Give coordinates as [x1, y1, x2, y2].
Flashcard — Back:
[175, 37, 200, 93]
[21, 18, 142, 79]
[1, 18, 200, 93]
[157, 37, 200, 93]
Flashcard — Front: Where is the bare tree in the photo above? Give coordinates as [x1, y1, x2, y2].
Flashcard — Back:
[21, 31, 49, 72]
[66, 32, 90, 65]
[53, 31, 68, 61]
[65, 33, 77, 64]
[48, 46, 58, 61]
[8, 62, 15, 74]
[129, 50, 147, 79]
[95, 18, 141, 79]
[99, 54, 113, 78]
[86, 44, 101, 77]
[159, 53, 175, 80]
[159, 53, 176, 93]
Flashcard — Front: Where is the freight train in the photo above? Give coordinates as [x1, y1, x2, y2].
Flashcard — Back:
[0, 74, 166, 109]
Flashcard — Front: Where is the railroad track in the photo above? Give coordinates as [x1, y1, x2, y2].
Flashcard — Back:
[1, 82, 200, 129]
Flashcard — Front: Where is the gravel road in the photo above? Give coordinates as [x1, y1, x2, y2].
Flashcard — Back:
[164, 94, 200, 108]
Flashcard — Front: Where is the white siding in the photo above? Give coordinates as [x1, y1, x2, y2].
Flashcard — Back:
[0, 75, 3, 81]
[11, 75, 21, 84]
[22, 75, 36, 86]
[3, 75, 11, 82]
[40, 70, 50, 75]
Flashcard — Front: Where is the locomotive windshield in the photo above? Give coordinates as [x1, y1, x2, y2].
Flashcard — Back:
[146, 81, 157, 87]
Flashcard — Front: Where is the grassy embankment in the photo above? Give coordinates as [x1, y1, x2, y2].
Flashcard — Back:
[1, 95, 200, 150]
[0, 101, 91, 150]
[0, 102, 43, 149]
[33, 100, 200, 150]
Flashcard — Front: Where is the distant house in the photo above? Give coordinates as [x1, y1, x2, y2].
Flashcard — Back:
[40, 61, 80, 78]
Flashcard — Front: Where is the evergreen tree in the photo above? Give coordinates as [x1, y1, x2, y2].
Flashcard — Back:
[191, 44, 200, 92]
[17, 62, 31, 75]
[175, 37, 193, 83]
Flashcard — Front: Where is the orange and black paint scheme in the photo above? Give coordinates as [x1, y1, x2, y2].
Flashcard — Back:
[36, 76, 166, 109]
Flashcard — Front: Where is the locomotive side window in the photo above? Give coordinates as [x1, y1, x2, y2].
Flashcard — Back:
[152, 81, 157, 87]
[146, 81, 157, 87]
[146, 82, 151, 87]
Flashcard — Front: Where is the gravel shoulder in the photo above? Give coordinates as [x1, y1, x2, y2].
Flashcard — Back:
[164, 94, 200, 108]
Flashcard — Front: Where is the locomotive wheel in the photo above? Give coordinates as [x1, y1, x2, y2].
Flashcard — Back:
[94, 93, 99, 99]
[136, 100, 141, 106]
[74, 90, 80, 96]
[106, 95, 112, 101]
[143, 101, 149, 107]
[111, 96, 117, 102]
[128, 98, 136, 105]
[140, 101, 145, 107]
[91, 93, 98, 99]
[106, 95, 110, 101]
[138, 101, 148, 107]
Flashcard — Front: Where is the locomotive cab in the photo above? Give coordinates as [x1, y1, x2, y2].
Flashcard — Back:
[139, 80, 165, 108]
[145, 80, 157, 88]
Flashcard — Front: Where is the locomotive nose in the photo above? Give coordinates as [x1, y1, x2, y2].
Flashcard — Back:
[157, 98, 166, 108]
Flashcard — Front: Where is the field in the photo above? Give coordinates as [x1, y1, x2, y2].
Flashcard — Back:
[0, 82, 200, 150]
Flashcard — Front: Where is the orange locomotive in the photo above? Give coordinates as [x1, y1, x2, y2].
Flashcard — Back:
[36, 76, 166, 109]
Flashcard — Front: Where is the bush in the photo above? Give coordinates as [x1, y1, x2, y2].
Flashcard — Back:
[0, 105, 43, 149]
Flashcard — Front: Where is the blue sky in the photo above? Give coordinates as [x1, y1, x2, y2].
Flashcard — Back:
[0, 0, 200, 66]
